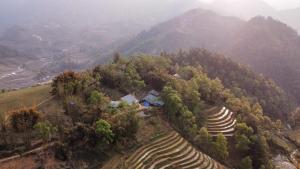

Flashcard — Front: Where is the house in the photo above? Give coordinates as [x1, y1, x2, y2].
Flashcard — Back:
[141, 90, 164, 107]
[110, 101, 121, 108]
[110, 94, 139, 108]
[121, 94, 139, 105]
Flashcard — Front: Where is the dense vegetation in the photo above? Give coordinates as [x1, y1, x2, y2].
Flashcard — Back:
[167, 49, 296, 120]
[0, 52, 289, 168]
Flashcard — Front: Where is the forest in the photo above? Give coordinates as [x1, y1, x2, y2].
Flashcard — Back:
[0, 50, 292, 168]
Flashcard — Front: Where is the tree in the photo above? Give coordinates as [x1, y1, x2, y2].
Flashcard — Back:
[235, 123, 254, 152]
[213, 133, 229, 161]
[88, 90, 102, 105]
[113, 52, 121, 63]
[34, 122, 57, 143]
[0, 113, 7, 145]
[110, 106, 140, 143]
[252, 103, 263, 116]
[9, 108, 40, 147]
[235, 134, 252, 152]
[51, 71, 81, 97]
[235, 123, 254, 136]
[240, 156, 253, 169]
[87, 90, 110, 123]
[197, 127, 212, 152]
[179, 107, 198, 137]
[162, 86, 182, 120]
[95, 119, 114, 144]
[88, 90, 109, 111]
[226, 97, 243, 113]
[251, 134, 272, 169]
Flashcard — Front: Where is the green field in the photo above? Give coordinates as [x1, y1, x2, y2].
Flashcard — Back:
[0, 85, 53, 114]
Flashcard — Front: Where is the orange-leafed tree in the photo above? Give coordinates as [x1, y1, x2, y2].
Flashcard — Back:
[9, 107, 40, 147]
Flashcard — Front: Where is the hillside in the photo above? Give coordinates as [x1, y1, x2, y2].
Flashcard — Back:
[116, 8, 300, 106]
[201, 0, 300, 33]
[168, 49, 295, 120]
[1, 54, 299, 168]
[118, 9, 243, 55]
[0, 85, 63, 115]
[228, 16, 300, 104]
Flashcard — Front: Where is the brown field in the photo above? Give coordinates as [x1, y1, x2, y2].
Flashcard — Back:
[0, 85, 65, 117]
[0, 85, 52, 113]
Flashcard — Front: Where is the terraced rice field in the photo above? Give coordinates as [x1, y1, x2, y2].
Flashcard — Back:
[124, 131, 226, 169]
[205, 107, 236, 137]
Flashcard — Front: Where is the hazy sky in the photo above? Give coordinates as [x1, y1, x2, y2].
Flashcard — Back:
[199, 0, 300, 10]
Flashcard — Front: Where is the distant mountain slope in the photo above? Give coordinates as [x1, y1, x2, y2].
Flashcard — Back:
[228, 16, 300, 103]
[201, 0, 300, 33]
[117, 8, 300, 104]
[119, 9, 243, 54]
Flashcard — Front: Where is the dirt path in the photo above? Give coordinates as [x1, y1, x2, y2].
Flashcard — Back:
[0, 142, 56, 164]
[100, 154, 123, 169]
[36, 95, 55, 108]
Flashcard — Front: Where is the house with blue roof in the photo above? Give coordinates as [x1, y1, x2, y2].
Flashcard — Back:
[141, 90, 164, 107]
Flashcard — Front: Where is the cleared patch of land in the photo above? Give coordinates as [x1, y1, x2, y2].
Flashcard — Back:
[0, 85, 52, 114]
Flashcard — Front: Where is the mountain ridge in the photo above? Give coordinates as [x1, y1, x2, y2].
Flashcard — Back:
[115, 8, 300, 105]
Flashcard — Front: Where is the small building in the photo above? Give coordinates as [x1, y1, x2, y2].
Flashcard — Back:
[121, 94, 139, 105]
[110, 94, 139, 108]
[110, 101, 121, 108]
[141, 91, 164, 107]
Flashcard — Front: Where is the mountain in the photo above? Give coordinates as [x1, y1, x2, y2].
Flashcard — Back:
[118, 9, 243, 55]
[228, 16, 300, 103]
[116, 8, 300, 105]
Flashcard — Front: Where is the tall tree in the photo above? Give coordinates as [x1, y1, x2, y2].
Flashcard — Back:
[9, 108, 40, 147]
[213, 133, 229, 161]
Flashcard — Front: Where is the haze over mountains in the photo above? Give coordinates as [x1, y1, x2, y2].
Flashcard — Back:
[1, 0, 300, 104]
[0, 0, 200, 89]
[202, 0, 300, 32]
[116, 8, 300, 104]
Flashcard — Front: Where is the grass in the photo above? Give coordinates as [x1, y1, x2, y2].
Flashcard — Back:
[0, 85, 52, 115]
